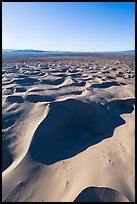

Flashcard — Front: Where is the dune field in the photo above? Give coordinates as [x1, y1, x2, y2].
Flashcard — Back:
[2, 54, 135, 202]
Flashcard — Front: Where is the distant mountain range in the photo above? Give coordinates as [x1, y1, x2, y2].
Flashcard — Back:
[2, 49, 135, 55]
[119, 50, 135, 54]
[2, 49, 46, 53]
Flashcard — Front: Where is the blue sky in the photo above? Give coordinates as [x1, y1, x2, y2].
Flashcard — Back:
[2, 2, 135, 52]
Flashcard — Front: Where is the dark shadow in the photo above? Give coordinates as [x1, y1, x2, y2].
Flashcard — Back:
[103, 76, 115, 80]
[6, 95, 24, 103]
[58, 68, 68, 73]
[102, 70, 110, 74]
[15, 87, 27, 93]
[44, 95, 55, 102]
[24, 94, 44, 103]
[24, 94, 55, 103]
[40, 78, 65, 85]
[53, 73, 67, 78]
[119, 82, 127, 85]
[59, 90, 82, 96]
[2, 139, 13, 172]
[69, 73, 82, 78]
[91, 81, 120, 89]
[12, 77, 39, 86]
[74, 186, 129, 202]
[62, 81, 86, 89]
[68, 69, 79, 73]
[5, 87, 14, 91]
[2, 111, 21, 129]
[29, 98, 134, 165]
[105, 98, 135, 115]
[2, 117, 15, 129]
[112, 68, 117, 71]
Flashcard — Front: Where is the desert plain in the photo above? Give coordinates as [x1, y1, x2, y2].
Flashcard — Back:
[2, 54, 135, 202]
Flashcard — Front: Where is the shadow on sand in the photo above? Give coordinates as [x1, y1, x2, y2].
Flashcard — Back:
[74, 186, 129, 202]
[2, 139, 13, 172]
[29, 98, 134, 165]
[91, 81, 121, 89]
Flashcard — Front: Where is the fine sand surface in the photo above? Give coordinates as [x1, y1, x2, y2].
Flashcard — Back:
[2, 55, 135, 202]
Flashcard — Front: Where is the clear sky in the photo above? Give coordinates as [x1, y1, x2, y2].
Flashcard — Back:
[2, 2, 135, 52]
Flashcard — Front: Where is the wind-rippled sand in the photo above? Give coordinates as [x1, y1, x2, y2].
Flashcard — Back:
[2, 55, 135, 202]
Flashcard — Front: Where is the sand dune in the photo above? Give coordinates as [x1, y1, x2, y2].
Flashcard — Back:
[2, 55, 135, 202]
[29, 98, 132, 165]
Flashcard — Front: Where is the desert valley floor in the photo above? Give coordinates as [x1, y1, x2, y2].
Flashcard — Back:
[2, 54, 135, 202]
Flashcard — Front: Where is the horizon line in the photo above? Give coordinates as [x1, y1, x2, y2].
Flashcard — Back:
[2, 48, 135, 52]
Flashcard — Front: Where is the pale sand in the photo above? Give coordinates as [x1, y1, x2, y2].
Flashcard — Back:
[2, 55, 135, 202]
